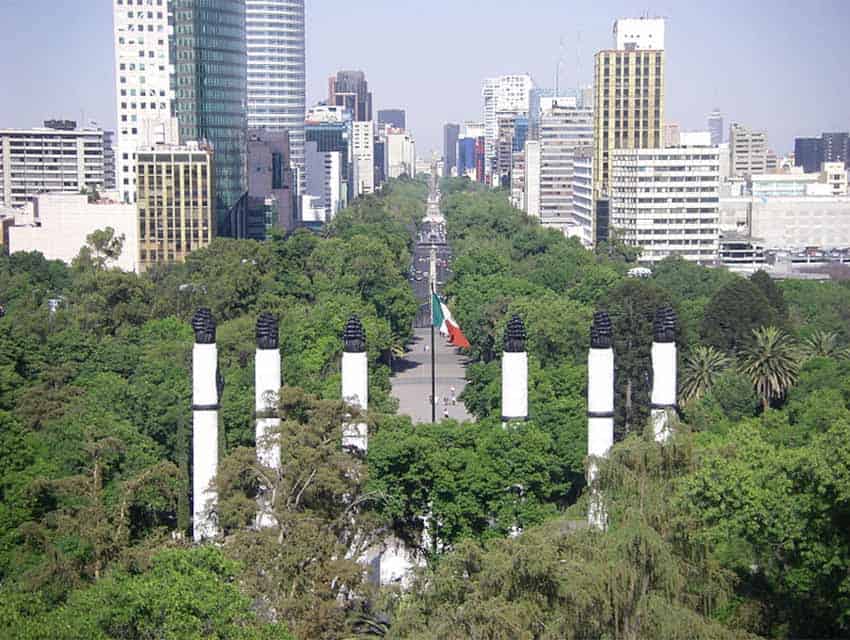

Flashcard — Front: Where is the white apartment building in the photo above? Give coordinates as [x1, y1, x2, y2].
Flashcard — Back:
[304, 141, 343, 223]
[613, 17, 666, 50]
[385, 130, 416, 179]
[539, 103, 593, 225]
[351, 121, 375, 196]
[610, 146, 721, 264]
[8, 193, 137, 271]
[112, 0, 175, 204]
[0, 127, 105, 207]
[572, 151, 594, 247]
[246, 0, 306, 188]
[523, 141, 541, 218]
[482, 75, 534, 177]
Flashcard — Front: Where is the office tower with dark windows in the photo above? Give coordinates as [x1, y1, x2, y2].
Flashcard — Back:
[378, 109, 406, 130]
[443, 123, 460, 176]
[795, 137, 823, 173]
[708, 108, 723, 145]
[593, 18, 665, 244]
[329, 71, 372, 122]
[246, 0, 306, 192]
[823, 132, 849, 168]
[305, 120, 350, 200]
[171, 0, 247, 234]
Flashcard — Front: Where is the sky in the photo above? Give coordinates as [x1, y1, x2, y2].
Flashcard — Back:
[1, 0, 848, 155]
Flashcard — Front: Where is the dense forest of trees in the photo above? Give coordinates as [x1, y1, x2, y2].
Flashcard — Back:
[1, 176, 850, 638]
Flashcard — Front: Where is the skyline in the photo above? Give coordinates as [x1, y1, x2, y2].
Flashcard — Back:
[0, 0, 848, 154]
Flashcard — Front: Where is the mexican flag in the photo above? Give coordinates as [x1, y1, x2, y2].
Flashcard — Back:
[432, 293, 471, 349]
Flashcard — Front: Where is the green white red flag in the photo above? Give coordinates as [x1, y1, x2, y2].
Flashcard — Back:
[431, 293, 470, 349]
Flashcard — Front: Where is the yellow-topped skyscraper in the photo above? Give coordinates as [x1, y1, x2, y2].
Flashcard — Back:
[593, 17, 666, 243]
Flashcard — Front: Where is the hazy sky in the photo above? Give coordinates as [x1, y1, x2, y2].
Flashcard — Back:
[1, 0, 848, 155]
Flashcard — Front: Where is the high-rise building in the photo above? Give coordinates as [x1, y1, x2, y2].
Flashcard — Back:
[136, 143, 215, 272]
[304, 141, 344, 223]
[305, 120, 350, 200]
[443, 123, 460, 176]
[539, 103, 593, 242]
[457, 137, 477, 180]
[795, 137, 824, 173]
[593, 18, 665, 243]
[246, 129, 294, 238]
[823, 132, 849, 168]
[112, 0, 176, 204]
[482, 75, 534, 179]
[729, 123, 769, 177]
[610, 145, 720, 264]
[351, 121, 375, 195]
[572, 150, 593, 246]
[385, 130, 416, 179]
[172, 0, 247, 234]
[378, 109, 406, 130]
[708, 109, 723, 145]
[246, 0, 306, 193]
[329, 71, 372, 122]
[0, 125, 105, 207]
[495, 113, 519, 188]
[523, 140, 541, 218]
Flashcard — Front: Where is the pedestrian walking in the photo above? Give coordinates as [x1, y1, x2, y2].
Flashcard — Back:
[443, 406, 449, 419]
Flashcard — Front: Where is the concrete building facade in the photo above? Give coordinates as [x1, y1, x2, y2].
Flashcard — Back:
[112, 0, 176, 204]
[523, 140, 541, 218]
[730, 123, 769, 177]
[0, 126, 105, 207]
[246, 0, 306, 192]
[351, 121, 375, 195]
[8, 193, 138, 271]
[610, 146, 720, 264]
[304, 141, 343, 223]
[539, 103, 593, 226]
[385, 129, 416, 180]
[329, 71, 372, 122]
[135, 144, 215, 271]
[572, 150, 594, 247]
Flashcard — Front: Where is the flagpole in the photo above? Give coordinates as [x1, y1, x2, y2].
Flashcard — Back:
[431, 283, 436, 423]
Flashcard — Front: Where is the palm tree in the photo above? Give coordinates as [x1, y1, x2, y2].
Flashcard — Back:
[739, 326, 799, 412]
[801, 329, 841, 359]
[680, 345, 730, 403]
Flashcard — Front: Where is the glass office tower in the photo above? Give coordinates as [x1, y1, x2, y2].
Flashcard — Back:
[246, 0, 306, 191]
[172, 0, 247, 232]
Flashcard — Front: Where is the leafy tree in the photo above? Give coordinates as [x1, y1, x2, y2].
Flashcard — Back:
[602, 279, 675, 439]
[801, 329, 842, 359]
[750, 270, 788, 320]
[72, 227, 126, 271]
[9, 547, 290, 639]
[701, 278, 777, 354]
[681, 345, 731, 403]
[217, 387, 385, 640]
[739, 327, 799, 411]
